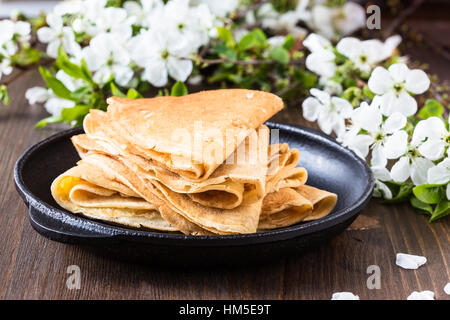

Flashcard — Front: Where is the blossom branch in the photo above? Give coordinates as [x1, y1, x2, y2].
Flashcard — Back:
[194, 56, 303, 66]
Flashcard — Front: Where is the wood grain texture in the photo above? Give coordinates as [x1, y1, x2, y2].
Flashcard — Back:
[0, 14, 449, 300]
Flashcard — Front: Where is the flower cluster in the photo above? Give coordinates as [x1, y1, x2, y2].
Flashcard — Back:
[0, 19, 31, 79]
[26, 0, 238, 118]
[302, 33, 449, 221]
[0, 19, 32, 104]
[244, 0, 365, 41]
[303, 32, 401, 96]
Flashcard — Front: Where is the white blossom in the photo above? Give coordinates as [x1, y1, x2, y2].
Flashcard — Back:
[303, 33, 333, 53]
[336, 36, 401, 72]
[26, 85, 75, 117]
[302, 89, 352, 137]
[26, 70, 84, 116]
[130, 29, 193, 87]
[89, 7, 133, 41]
[123, 0, 163, 27]
[427, 157, 450, 200]
[82, 33, 133, 86]
[25, 87, 52, 105]
[0, 19, 30, 47]
[37, 12, 81, 58]
[411, 117, 449, 161]
[303, 34, 336, 79]
[195, 0, 239, 18]
[390, 156, 434, 186]
[305, 49, 336, 79]
[0, 60, 13, 81]
[303, 33, 340, 86]
[368, 63, 430, 117]
[258, 1, 309, 37]
[343, 98, 408, 166]
[390, 117, 449, 185]
[308, 2, 365, 40]
[0, 20, 31, 78]
[372, 166, 393, 199]
[0, 19, 31, 80]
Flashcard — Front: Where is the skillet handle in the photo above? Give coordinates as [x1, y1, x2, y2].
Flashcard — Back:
[28, 205, 118, 244]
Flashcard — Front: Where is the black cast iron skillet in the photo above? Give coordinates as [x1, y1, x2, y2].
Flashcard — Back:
[14, 122, 374, 267]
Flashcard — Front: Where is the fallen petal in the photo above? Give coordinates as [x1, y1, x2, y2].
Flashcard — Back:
[331, 292, 360, 300]
[407, 290, 434, 300]
[396, 253, 427, 269]
[444, 283, 450, 295]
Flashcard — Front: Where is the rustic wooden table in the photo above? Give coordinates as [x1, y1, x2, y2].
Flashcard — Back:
[1, 5, 449, 300]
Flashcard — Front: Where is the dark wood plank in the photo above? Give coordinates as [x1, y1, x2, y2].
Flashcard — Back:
[0, 14, 449, 300]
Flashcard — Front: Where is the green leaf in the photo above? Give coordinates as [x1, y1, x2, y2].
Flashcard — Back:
[110, 83, 126, 97]
[38, 66, 75, 101]
[217, 27, 235, 47]
[56, 47, 92, 84]
[80, 59, 94, 84]
[417, 99, 444, 120]
[410, 196, 433, 215]
[413, 184, 443, 204]
[363, 85, 375, 99]
[382, 182, 414, 204]
[11, 46, 42, 67]
[238, 33, 258, 51]
[343, 77, 357, 88]
[35, 115, 63, 128]
[211, 44, 237, 61]
[250, 28, 267, 46]
[126, 88, 143, 99]
[0, 85, 10, 105]
[61, 105, 91, 122]
[282, 34, 295, 50]
[171, 81, 188, 96]
[70, 87, 91, 100]
[430, 199, 450, 222]
[269, 47, 290, 64]
[294, 71, 317, 89]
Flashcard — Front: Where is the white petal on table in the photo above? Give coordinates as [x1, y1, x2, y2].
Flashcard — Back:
[444, 283, 450, 295]
[407, 290, 435, 300]
[331, 292, 360, 300]
[396, 253, 427, 270]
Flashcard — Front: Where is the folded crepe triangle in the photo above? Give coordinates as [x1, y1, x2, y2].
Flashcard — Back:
[105, 89, 283, 181]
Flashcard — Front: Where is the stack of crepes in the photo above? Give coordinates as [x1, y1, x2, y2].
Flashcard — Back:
[51, 89, 337, 235]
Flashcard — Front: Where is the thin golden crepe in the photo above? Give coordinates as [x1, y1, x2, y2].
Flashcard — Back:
[258, 185, 338, 230]
[104, 89, 283, 181]
[52, 142, 337, 234]
[295, 185, 338, 221]
[51, 163, 176, 231]
[54, 124, 270, 235]
[52, 151, 264, 235]
[73, 113, 269, 210]
[258, 188, 313, 230]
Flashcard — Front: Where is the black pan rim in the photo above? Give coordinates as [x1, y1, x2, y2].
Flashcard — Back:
[14, 122, 374, 247]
